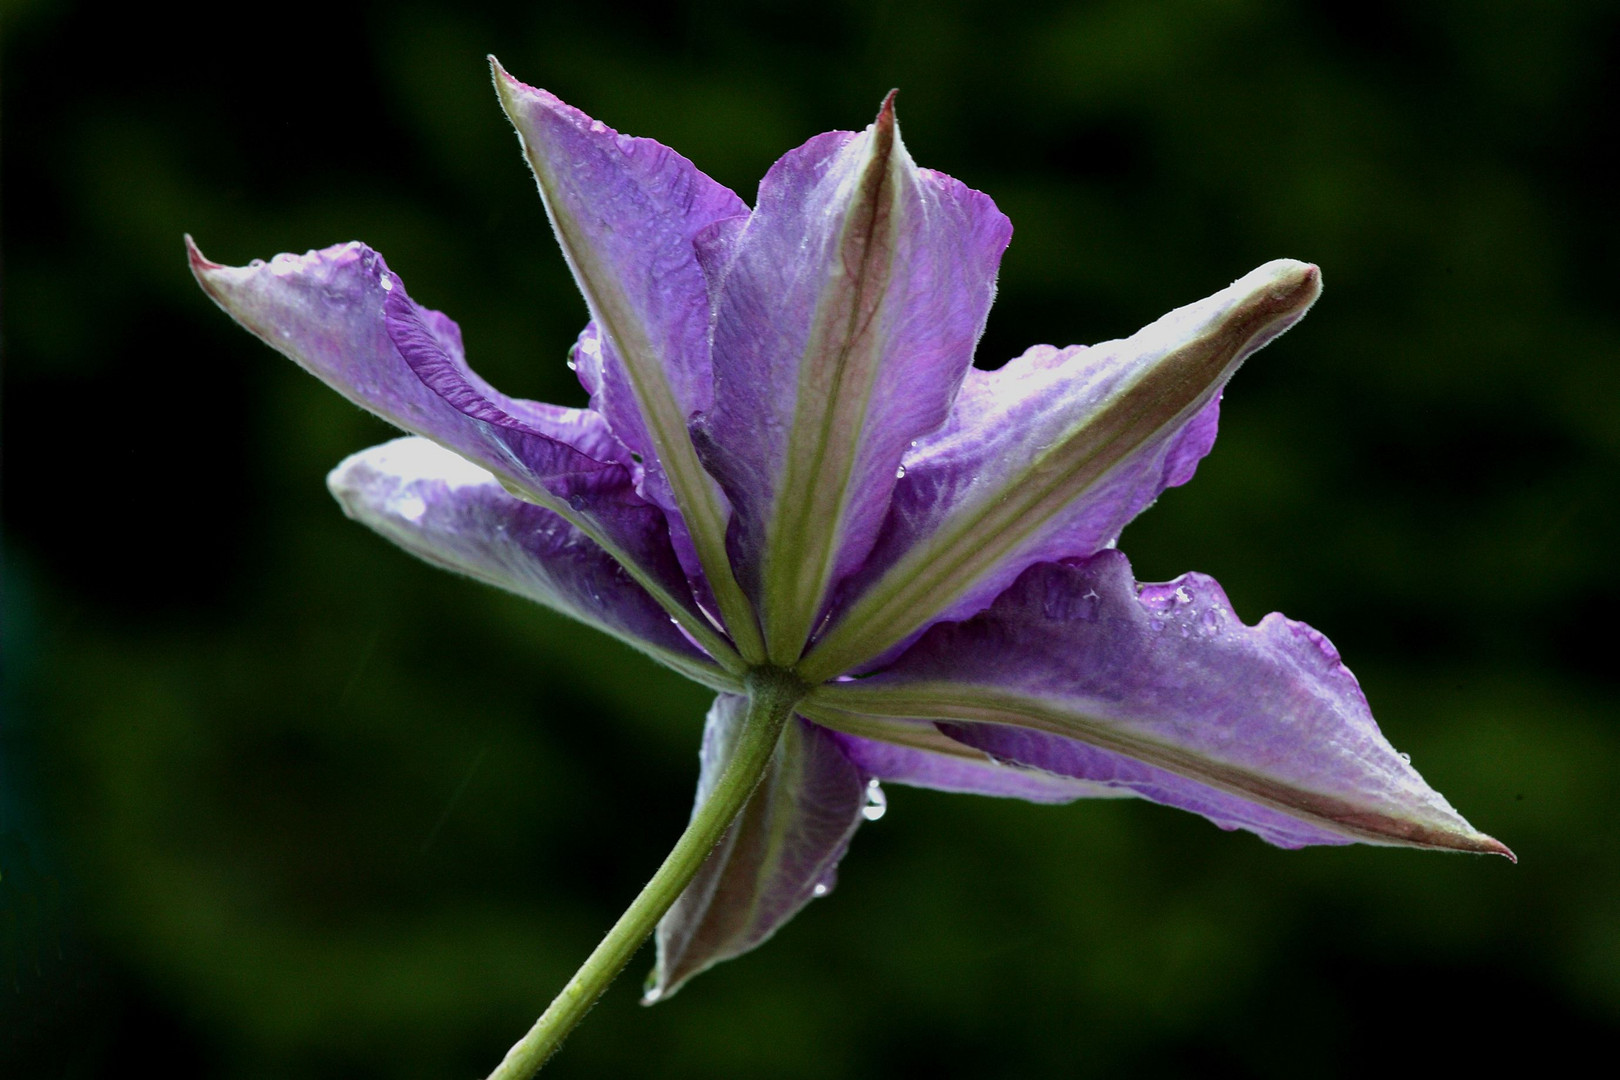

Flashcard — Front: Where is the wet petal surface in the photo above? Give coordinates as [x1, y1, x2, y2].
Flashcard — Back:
[815, 716, 1131, 804]
[329, 438, 732, 689]
[813, 551, 1510, 855]
[494, 62, 763, 658]
[189, 239, 729, 663]
[803, 261, 1318, 680]
[697, 99, 1011, 664]
[649, 698, 869, 1000]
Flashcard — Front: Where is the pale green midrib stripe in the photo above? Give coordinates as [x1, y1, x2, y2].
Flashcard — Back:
[526, 152, 766, 665]
[811, 682, 1489, 852]
[740, 733, 802, 946]
[673, 710, 798, 983]
[798, 701, 1001, 762]
[798, 344, 1229, 682]
[205, 250, 743, 673]
[765, 279, 887, 652]
[761, 137, 899, 665]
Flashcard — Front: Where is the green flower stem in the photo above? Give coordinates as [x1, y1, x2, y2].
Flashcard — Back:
[485, 666, 809, 1079]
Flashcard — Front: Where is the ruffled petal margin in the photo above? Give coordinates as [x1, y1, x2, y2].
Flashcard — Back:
[187, 237, 736, 667]
[804, 261, 1319, 681]
[809, 551, 1511, 857]
[696, 96, 1012, 664]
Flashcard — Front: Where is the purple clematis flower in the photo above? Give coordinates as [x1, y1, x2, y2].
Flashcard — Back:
[189, 62, 1510, 1014]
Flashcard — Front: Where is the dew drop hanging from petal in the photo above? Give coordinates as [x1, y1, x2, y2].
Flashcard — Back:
[862, 778, 888, 821]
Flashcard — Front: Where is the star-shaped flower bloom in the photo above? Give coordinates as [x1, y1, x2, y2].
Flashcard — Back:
[190, 61, 1509, 1040]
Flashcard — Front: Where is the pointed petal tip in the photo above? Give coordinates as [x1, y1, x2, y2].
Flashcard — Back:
[488, 57, 576, 126]
[1352, 813, 1516, 860]
[1479, 834, 1517, 863]
[867, 91, 899, 154]
[1242, 258, 1322, 314]
[489, 55, 549, 112]
[184, 234, 220, 273]
[860, 88, 903, 171]
[488, 54, 524, 91]
[1429, 828, 1515, 862]
[490, 54, 521, 100]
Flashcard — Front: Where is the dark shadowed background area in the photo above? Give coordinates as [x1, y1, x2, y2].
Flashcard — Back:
[4, 0, 1618, 1076]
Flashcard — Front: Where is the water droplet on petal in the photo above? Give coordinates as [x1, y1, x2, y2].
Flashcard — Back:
[894, 464, 907, 479]
[861, 778, 887, 821]
[812, 883, 829, 897]
[566, 357, 577, 371]
[1398, 752, 1412, 764]
[380, 275, 394, 292]
[641, 987, 663, 1005]
[394, 494, 427, 522]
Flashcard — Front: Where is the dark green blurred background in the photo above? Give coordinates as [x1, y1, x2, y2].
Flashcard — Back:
[4, 0, 1617, 1075]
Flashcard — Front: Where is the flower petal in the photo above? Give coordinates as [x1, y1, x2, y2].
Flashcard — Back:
[569, 319, 722, 623]
[492, 61, 765, 661]
[695, 95, 1013, 664]
[328, 438, 734, 689]
[801, 261, 1319, 681]
[811, 551, 1511, 856]
[189, 239, 617, 470]
[815, 716, 1132, 804]
[187, 239, 734, 666]
[648, 698, 869, 1000]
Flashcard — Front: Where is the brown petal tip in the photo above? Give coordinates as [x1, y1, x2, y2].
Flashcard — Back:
[1477, 833, 1518, 863]
[1242, 259, 1322, 317]
[877, 88, 899, 123]
[183, 234, 221, 273]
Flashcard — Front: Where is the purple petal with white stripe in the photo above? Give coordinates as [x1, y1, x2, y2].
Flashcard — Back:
[328, 437, 731, 689]
[813, 550, 1512, 856]
[803, 261, 1318, 681]
[649, 699, 869, 1000]
[492, 66, 745, 480]
[695, 96, 1012, 664]
[493, 61, 764, 658]
[189, 239, 628, 476]
[823, 722, 1131, 805]
[188, 239, 709, 650]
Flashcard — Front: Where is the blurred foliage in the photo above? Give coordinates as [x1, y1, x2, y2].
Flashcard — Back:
[4, 0, 1618, 1076]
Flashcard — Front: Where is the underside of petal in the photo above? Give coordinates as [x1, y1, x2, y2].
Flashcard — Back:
[329, 438, 734, 689]
[649, 699, 869, 1000]
[802, 261, 1320, 682]
[810, 551, 1511, 857]
[809, 711, 1133, 804]
[697, 97, 1012, 665]
[491, 60, 765, 662]
[187, 238, 735, 668]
